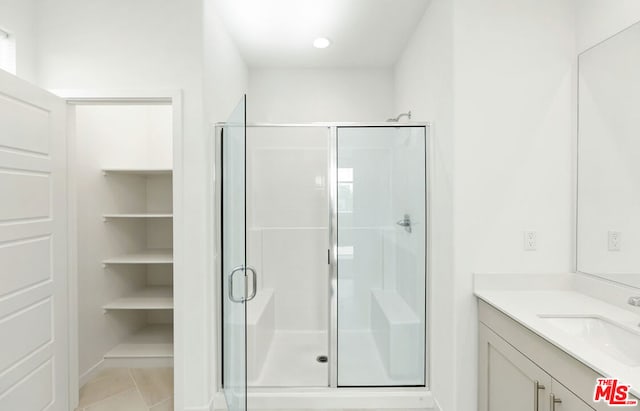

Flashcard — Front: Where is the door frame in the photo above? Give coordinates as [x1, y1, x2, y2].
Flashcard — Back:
[332, 124, 431, 389]
[213, 122, 432, 406]
[53, 89, 183, 409]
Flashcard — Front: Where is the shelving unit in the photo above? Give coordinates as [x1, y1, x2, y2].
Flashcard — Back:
[104, 324, 173, 359]
[100, 163, 175, 365]
[102, 249, 173, 265]
[75, 103, 175, 376]
[103, 213, 173, 219]
[102, 168, 172, 176]
[103, 286, 173, 310]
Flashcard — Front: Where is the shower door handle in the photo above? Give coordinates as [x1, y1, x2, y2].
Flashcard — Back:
[246, 266, 257, 302]
[228, 265, 246, 303]
[228, 265, 258, 303]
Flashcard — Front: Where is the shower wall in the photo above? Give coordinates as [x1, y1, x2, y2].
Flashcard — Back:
[390, 131, 427, 319]
[336, 135, 393, 331]
[246, 127, 330, 387]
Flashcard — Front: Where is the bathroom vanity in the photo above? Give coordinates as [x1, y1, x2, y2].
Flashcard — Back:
[476, 274, 640, 411]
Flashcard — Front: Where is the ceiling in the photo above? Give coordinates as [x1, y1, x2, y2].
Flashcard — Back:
[213, 0, 431, 68]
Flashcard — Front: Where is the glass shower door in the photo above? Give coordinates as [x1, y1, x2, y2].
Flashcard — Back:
[222, 95, 248, 411]
[336, 126, 428, 387]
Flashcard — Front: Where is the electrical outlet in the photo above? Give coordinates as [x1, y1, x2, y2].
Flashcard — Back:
[524, 231, 537, 251]
[608, 231, 621, 251]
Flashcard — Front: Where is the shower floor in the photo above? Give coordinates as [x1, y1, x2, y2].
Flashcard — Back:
[249, 330, 328, 387]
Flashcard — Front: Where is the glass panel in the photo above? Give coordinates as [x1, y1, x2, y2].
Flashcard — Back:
[245, 126, 330, 387]
[336, 126, 427, 387]
[222, 95, 247, 411]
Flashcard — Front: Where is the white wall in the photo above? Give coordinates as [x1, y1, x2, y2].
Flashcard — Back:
[577, 0, 640, 52]
[204, 2, 248, 123]
[0, 0, 37, 81]
[393, 0, 455, 408]
[34, 1, 208, 409]
[452, 1, 577, 410]
[248, 68, 395, 123]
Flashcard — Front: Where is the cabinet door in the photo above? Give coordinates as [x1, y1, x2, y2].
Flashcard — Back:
[551, 380, 595, 411]
[479, 324, 552, 411]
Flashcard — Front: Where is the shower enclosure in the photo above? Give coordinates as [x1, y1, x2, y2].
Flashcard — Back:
[217, 97, 430, 411]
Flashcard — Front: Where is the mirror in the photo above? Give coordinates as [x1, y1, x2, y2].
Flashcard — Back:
[577, 20, 640, 289]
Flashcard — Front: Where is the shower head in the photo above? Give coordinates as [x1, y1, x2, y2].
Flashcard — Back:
[386, 111, 412, 122]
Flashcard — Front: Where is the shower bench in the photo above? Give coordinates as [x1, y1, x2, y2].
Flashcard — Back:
[371, 289, 422, 379]
[247, 288, 275, 382]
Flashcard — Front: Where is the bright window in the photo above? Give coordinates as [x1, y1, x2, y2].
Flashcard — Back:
[0, 29, 16, 75]
[337, 167, 353, 213]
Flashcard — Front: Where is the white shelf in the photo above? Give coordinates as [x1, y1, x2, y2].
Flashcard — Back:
[103, 286, 173, 310]
[103, 213, 173, 219]
[105, 324, 173, 359]
[103, 249, 173, 265]
[102, 168, 172, 176]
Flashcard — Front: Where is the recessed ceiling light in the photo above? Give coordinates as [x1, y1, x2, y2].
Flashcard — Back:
[313, 37, 331, 49]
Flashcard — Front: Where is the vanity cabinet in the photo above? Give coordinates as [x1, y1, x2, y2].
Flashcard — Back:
[551, 379, 596, 411]
[479, 324, 554, 411]
[478, 300, 639, 411]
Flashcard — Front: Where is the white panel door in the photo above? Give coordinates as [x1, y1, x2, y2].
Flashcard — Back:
[0, 70, 68, 410]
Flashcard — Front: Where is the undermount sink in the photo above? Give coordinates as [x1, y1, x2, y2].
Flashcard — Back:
[539, 315, 640, 367]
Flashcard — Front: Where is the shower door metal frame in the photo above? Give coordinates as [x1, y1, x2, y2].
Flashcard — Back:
[330, 124, 431, 389]
[328, 126, 338, 388]
[214, 121, 431, 392]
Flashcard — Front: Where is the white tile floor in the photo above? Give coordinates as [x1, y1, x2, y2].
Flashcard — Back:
[75, 367, 173, 411]
[76, 367, 428, 411]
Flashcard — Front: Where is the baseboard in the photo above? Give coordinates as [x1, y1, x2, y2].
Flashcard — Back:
[209, 389, 435, 410]
[102, 356, 173, 368]
[79, 359, 104, 387]
[211, 392, 225, 410]
[182, 397, 216, 411]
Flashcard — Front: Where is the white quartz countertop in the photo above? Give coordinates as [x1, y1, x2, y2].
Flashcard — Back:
[475, 275, 640, 397]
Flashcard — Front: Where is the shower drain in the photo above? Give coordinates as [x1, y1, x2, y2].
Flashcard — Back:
[316, 355, 328, 363]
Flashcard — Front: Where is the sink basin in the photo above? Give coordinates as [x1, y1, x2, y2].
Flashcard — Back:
[539, 315, 640, 366]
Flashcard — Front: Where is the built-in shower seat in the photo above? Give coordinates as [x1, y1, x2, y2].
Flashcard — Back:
[370, 289, 422, 379]
[247, 288, 275, 382]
